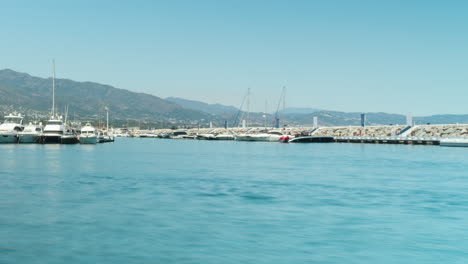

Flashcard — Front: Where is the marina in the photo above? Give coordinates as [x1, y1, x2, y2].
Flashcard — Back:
[0, 112, 114, 145]
[3, 116, 468, 147]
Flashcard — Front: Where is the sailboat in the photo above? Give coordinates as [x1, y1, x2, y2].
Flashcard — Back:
[41, 60, 66, 144]
[60, 105, 79, 144]
[233, 88, 252, 141]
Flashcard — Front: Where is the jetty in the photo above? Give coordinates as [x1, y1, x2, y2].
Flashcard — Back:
[126, 123, 468, 147]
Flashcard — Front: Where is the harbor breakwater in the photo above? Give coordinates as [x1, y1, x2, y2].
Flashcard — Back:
[134, 124, 468, 138]
[128, 124, 468, 147]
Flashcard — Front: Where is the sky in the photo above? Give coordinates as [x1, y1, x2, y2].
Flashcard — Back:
[1, 0, 468, 115]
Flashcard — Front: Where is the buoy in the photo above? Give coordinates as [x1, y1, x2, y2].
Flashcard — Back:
[280, 135, 290, 143]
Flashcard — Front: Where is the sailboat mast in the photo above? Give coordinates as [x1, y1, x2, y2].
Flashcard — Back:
[282, 86, 286, 111]
[52, 60, 56, 117]
[105, 106, 109, 131]
[246, 88, 250, 128]
[64, 105, 69, 124]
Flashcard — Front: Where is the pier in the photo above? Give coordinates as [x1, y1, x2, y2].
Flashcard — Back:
[334, 136, 440, 145]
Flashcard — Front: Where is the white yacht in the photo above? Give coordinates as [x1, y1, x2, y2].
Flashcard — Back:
[235, 133, 258, 141]
[235, 131, 284, 142]
[60, 128, 79, 144]
[41, 116, 65, 143]
[96, 129, 114, 143]
[440, 138, 468, 147]
[18, 122, 43, 143]
[0, 113, 24, 143]
[214, 134, 235, 140]
[79, 123, 97, 144]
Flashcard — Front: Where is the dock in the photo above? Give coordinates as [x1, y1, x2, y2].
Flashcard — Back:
[334, 136, 440, 145]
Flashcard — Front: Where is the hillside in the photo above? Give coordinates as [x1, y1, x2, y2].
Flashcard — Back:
[0, 69, 213, 122]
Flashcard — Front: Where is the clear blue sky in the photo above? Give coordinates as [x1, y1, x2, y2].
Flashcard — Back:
[1, 0, 467, 115]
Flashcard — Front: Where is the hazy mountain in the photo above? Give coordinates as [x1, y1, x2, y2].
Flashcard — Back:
[166, 97, 239, 117]
[166, 96, 279, 126]
[161, 97, 468, 127]
[282, 111, 468, 126]
[279, 107, 322, 114]
[282, 111, 406, 126]
[0, 69, 214, 122]
[414, 115, 468, 125]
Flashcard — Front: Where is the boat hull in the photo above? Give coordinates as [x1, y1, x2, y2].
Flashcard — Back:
[235, 134, 281, 142]
[18, 134, 40, 143]
[196, 134, 216, 140]
[214, 135, 235, 140]
[80, 135, 97, 144]
[41, 135, 61, 144]
[440, 139, 468, 147]
[235, 135, 257, 141]
[97, 136, 115, 143]
[61, 136, 79, 144]
[289, 136, 335, 143]
[0, 133, 18, 143]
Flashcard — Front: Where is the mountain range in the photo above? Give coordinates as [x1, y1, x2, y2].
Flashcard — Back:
[1, 68, 467, 127]
[0, 69, 214, 123]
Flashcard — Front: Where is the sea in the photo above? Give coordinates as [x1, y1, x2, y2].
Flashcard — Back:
[1, 138, 468, 264]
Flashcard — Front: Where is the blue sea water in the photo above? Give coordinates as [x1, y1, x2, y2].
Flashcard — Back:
[1, 138, 468, 263]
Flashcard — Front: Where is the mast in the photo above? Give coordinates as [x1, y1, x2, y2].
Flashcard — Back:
[52, 60, 56, 117]
[282, 86, 286, 111]
[233, 88, 250, 127]
[64, 105, 69, 123]
[246, 88, 250, 128]
[273, 86, 286, 128]
[105, 106, 109, 131]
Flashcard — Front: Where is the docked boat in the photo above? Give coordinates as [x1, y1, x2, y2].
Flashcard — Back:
[0, 113, 24, 143]
[250, 133, 274, 141]
[18, 122, 43, 143]
[235, 131, 285, 142]
[196, 134, 216, 140]
[97, 130, 115, 143]
[289, 136, 335, 143]
[279, 135, 290, 143]
[41, 117, 65, 143]
[79, 123, 97, 144]
[214, 134, 235, 140]
[158, 133, 171, 138]
[234, 134, 257, 141]
[171, 130, 188, 139]
[440, 138, 468, 147]
[61, 129, 79, 144]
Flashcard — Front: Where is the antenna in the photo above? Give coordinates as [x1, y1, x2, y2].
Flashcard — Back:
[52, 60, 56, 117]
